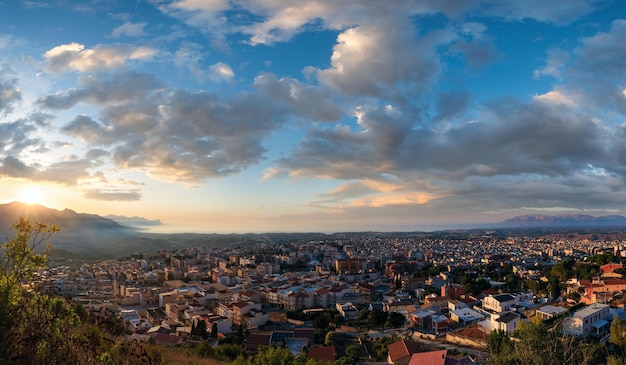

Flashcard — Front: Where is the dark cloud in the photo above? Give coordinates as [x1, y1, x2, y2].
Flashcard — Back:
[0, 156, 34, 178]
[562, 19, 626, 115]
[254, 73, 342, 122]
[85, 148, 110, 160]
[434, 90, 472, 122]
[477, 0, 600, 26]
[37, 72, 163, 110]
[83, 189, 141, 201]
[0, 65, 21, 115]
[280, 99, 609, 180]
[451, 39, 499, 69]
[0, 118, 42, 155]
[61, 115, 110, 144]
[139, 89, 277, 180]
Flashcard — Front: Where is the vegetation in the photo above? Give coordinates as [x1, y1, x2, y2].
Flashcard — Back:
[0, 217, 162, 364]
[487, 318, 605, 365]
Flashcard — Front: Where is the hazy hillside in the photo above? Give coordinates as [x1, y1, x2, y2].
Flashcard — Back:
[105, 214, 163, 228]
[501, 214, 626, 227]
[0, 202, 329, 262]
[0, 201, 127, 233]
[5, 202, 626, 263]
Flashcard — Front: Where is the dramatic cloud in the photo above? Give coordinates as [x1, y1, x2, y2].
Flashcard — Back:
[316, 23, 453, 99]
[2, 0, 621, 229]
[254, 73, 342, 122]
[61, 115, 111, 145]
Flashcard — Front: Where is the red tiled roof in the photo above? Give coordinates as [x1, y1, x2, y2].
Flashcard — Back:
[600, 263, 623, 273]
[388, 339, 422, 362]
[308, 346, 335, 362]
[407, 350, 447, 365]
[602, 278, 626, 285]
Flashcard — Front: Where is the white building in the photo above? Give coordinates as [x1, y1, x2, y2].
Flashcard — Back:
[450, 307, 485, 325]
[479, 311, 521, 335]
[535, 305, 568, 321]
[482, 292, 533, 313]
[563, 303, 611, 337]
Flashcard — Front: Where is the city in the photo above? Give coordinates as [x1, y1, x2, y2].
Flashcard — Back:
[30, 228, 626, 364]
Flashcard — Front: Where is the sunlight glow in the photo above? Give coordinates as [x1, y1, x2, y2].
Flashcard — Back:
[17, 185, 45, 205]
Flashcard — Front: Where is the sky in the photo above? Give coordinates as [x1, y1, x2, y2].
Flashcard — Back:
[1, 0, 626, 233]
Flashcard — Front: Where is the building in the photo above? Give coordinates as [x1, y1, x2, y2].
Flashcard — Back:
[478, 311, 522, 335]
[482, 293, 533, 313]
[335, 259, 368, 274]
[336, 302, 359, 319]
[407, 349, 447, 365]
[449, 307, 485, 325]
[563, 303, 611, 337]
[307, 346, 335, 363]
[387, 339, 423, 365]
[535, 305, 568, 321]
[441, 283, 466, 300]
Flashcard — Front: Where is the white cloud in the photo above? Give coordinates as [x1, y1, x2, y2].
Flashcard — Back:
[44, 43, 157, 73]
[316, 23, 455, 99]
[111, 21, 147, 38]
[533, 90, 576, 106]
[534, 48, 569, 79]
[208, 62, 234, 82]
[0, 34, 13, 49]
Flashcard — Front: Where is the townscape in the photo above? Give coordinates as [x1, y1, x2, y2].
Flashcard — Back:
[31, 230, 626, 364]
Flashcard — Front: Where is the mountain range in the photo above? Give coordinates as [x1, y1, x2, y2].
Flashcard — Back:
[2, 202, 626, 262]
[500, 214, 626, 226]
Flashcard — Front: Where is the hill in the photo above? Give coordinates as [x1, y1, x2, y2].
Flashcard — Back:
[0, 202, 329, 262]
[0, 201, 127, 233]
[501, 214, 626, 227]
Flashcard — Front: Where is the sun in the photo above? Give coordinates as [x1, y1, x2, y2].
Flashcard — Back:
[17, 185, 46, 205]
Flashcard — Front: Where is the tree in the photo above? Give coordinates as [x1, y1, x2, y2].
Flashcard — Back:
[192, 319, 209, 339]
[486, 330, 514, 365]
[509, 318, 601, 365]
[548, 276, 562, 300]
[345, 345, 360, 359]
[385, 312, 406, 328]
[0, 217, 162, 364]
[368, 309, 387, 329]
[610, 315, 626, 354]
[211, 322, 219, 338]
[253, 346, 295, 365]
[325, 330, 338, 345]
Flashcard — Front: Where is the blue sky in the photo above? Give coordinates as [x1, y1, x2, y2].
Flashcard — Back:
[1, 0, 626, 233]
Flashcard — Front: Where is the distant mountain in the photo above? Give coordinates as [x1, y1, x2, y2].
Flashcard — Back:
[105, 214, 163, 228]
[501, 214, 626, 227]
[0, 201, 127, 233]
[0, 202, 142, 260]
